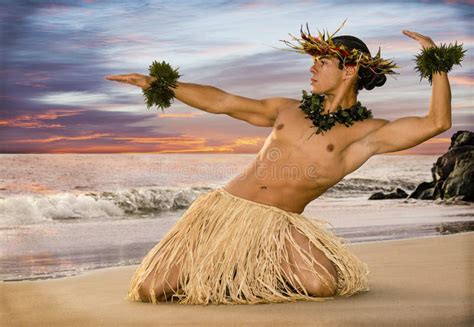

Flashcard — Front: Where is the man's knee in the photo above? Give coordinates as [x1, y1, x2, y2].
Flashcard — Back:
[137, 268, 181, 302]
[137, 278, 153, 302]
[303, 274, 337, 297]
[307, 282, 336, 297]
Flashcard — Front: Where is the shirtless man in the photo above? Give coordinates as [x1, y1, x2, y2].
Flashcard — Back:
[106, 30, 452, 299]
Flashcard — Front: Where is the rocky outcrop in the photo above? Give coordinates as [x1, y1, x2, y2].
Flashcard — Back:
[411, 130, 473, 202]
[368, 187, 408, 200]
[369, 130, 474, 202]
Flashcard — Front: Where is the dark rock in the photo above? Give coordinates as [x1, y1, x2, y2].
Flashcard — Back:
[415, 130, 474, 202]
[408, 181, 436, 200]
[441, 151, 474, 201]
[368, 192, 386, 200]
[395, 187, 409, 198]
[369, 187, 408, 200]
[448, 130, 474, 150]
[368, 130, 474, 202]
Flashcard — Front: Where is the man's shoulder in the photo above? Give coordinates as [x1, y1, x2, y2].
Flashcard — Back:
[274, 98, 300, 110]
[369, 117, 390, 125]
[364, 118, 390, 134]
[272, 98, 300, 120]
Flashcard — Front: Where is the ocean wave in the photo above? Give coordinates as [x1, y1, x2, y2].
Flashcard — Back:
[0, 186, 214, 227]
[0, 177, 422, 227]
[325, 177, 419, 197]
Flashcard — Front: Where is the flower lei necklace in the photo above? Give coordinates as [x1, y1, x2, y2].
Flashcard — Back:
[299, 90, 373, 136]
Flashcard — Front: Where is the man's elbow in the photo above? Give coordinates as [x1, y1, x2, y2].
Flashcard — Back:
[426, 115, 452, 132]
[437, 121, 452, 132]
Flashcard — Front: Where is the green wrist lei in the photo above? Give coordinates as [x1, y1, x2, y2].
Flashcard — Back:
[300, 90, 373, 136]
[143, 60, 181, 111]
[414, 42, 466, 85]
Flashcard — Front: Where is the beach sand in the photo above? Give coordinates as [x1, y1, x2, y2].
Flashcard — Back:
[1, 232, 473, 327]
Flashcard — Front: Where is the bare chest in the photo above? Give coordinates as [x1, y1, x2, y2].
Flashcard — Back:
[259, 107, 378, 184]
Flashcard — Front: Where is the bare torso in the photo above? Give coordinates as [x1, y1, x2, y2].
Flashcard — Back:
[224, 100, 387, 214]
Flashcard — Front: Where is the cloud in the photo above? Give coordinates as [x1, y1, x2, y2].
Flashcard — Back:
[12, 133, 111, 144]
[32, 92, 110, 106]
[450, 76, 474, 86]
[150, 136, 267, 154]
[1, 0, 472, 155]
[0, 109, 84, 129]
[157, 112, 206, 118]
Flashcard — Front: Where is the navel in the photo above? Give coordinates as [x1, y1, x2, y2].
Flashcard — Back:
[260, 185, 268, 190]
[326, 143, 334, 152]
[276, 123, 284, 130]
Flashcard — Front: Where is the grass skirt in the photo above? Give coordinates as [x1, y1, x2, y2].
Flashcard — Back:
[127, 187, 370, 305]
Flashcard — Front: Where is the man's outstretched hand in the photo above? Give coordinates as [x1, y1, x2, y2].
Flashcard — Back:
[105, 73, 156, 90]
[402, 30, 436, 50]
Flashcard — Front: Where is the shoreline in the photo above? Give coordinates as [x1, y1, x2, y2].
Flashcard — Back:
[1, 232, 472, 326]
[2, 223, 473, 283]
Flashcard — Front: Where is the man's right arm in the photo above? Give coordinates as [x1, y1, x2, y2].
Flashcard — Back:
[147, 78, 297, 127]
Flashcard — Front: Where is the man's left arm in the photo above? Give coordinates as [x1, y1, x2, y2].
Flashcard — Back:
[365, 30, 453, 155]
[367, 71, 451, 155]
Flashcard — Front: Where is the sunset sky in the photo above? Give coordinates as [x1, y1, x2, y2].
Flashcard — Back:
[1, 0, 472, 155]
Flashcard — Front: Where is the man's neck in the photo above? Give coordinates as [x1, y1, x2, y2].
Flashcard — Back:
[321, 87, 358, 114]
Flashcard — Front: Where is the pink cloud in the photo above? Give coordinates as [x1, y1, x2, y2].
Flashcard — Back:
[49, 145, 142, 154]
[1, 109, 84, 129]
[450, 76, 474, 86]
[194, 43, 259, 57]
[12, 133, 111, 143]
[239, 0, 277, 10]
[389, 137, 451, 155]
[150, 136, 266, 154]
[157, 112, 206, 118]
[363, 35, 474, 56]
[444, 0, 474, 4]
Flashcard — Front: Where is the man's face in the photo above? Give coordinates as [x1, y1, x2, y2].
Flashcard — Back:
[309, 55, 344, 94]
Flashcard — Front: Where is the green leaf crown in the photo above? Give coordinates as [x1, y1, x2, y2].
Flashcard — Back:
[279, 19, 400, 77]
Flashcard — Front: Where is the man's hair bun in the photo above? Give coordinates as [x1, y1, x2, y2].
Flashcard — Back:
[332, 35, 388, 93]
[357, 68, 387, 91]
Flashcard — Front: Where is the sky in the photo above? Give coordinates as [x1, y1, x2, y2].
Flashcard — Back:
[0, 0, 472, 155]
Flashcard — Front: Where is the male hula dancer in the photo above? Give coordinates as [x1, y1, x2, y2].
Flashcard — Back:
[106, 20, 465, 305]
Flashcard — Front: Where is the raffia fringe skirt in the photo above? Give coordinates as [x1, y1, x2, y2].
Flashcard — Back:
[127, 187, 370, 305]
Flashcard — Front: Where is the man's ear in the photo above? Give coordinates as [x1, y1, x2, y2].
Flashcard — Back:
[343, 64, 359, 81]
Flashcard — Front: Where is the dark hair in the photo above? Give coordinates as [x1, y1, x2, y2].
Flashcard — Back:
[331, 35, 387, 94]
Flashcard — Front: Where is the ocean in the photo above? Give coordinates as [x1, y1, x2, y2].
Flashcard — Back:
[1, 153, 472, 282]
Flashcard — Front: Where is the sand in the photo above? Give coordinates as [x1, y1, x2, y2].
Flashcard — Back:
[1, 232, 473, 327]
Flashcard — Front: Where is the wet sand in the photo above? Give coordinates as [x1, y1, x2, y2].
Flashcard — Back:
[1, 232, 473, 326]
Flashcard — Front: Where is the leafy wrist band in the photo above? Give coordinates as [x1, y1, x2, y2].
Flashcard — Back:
[414, 42, 466, 85]
[143, 60, 181, 111]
